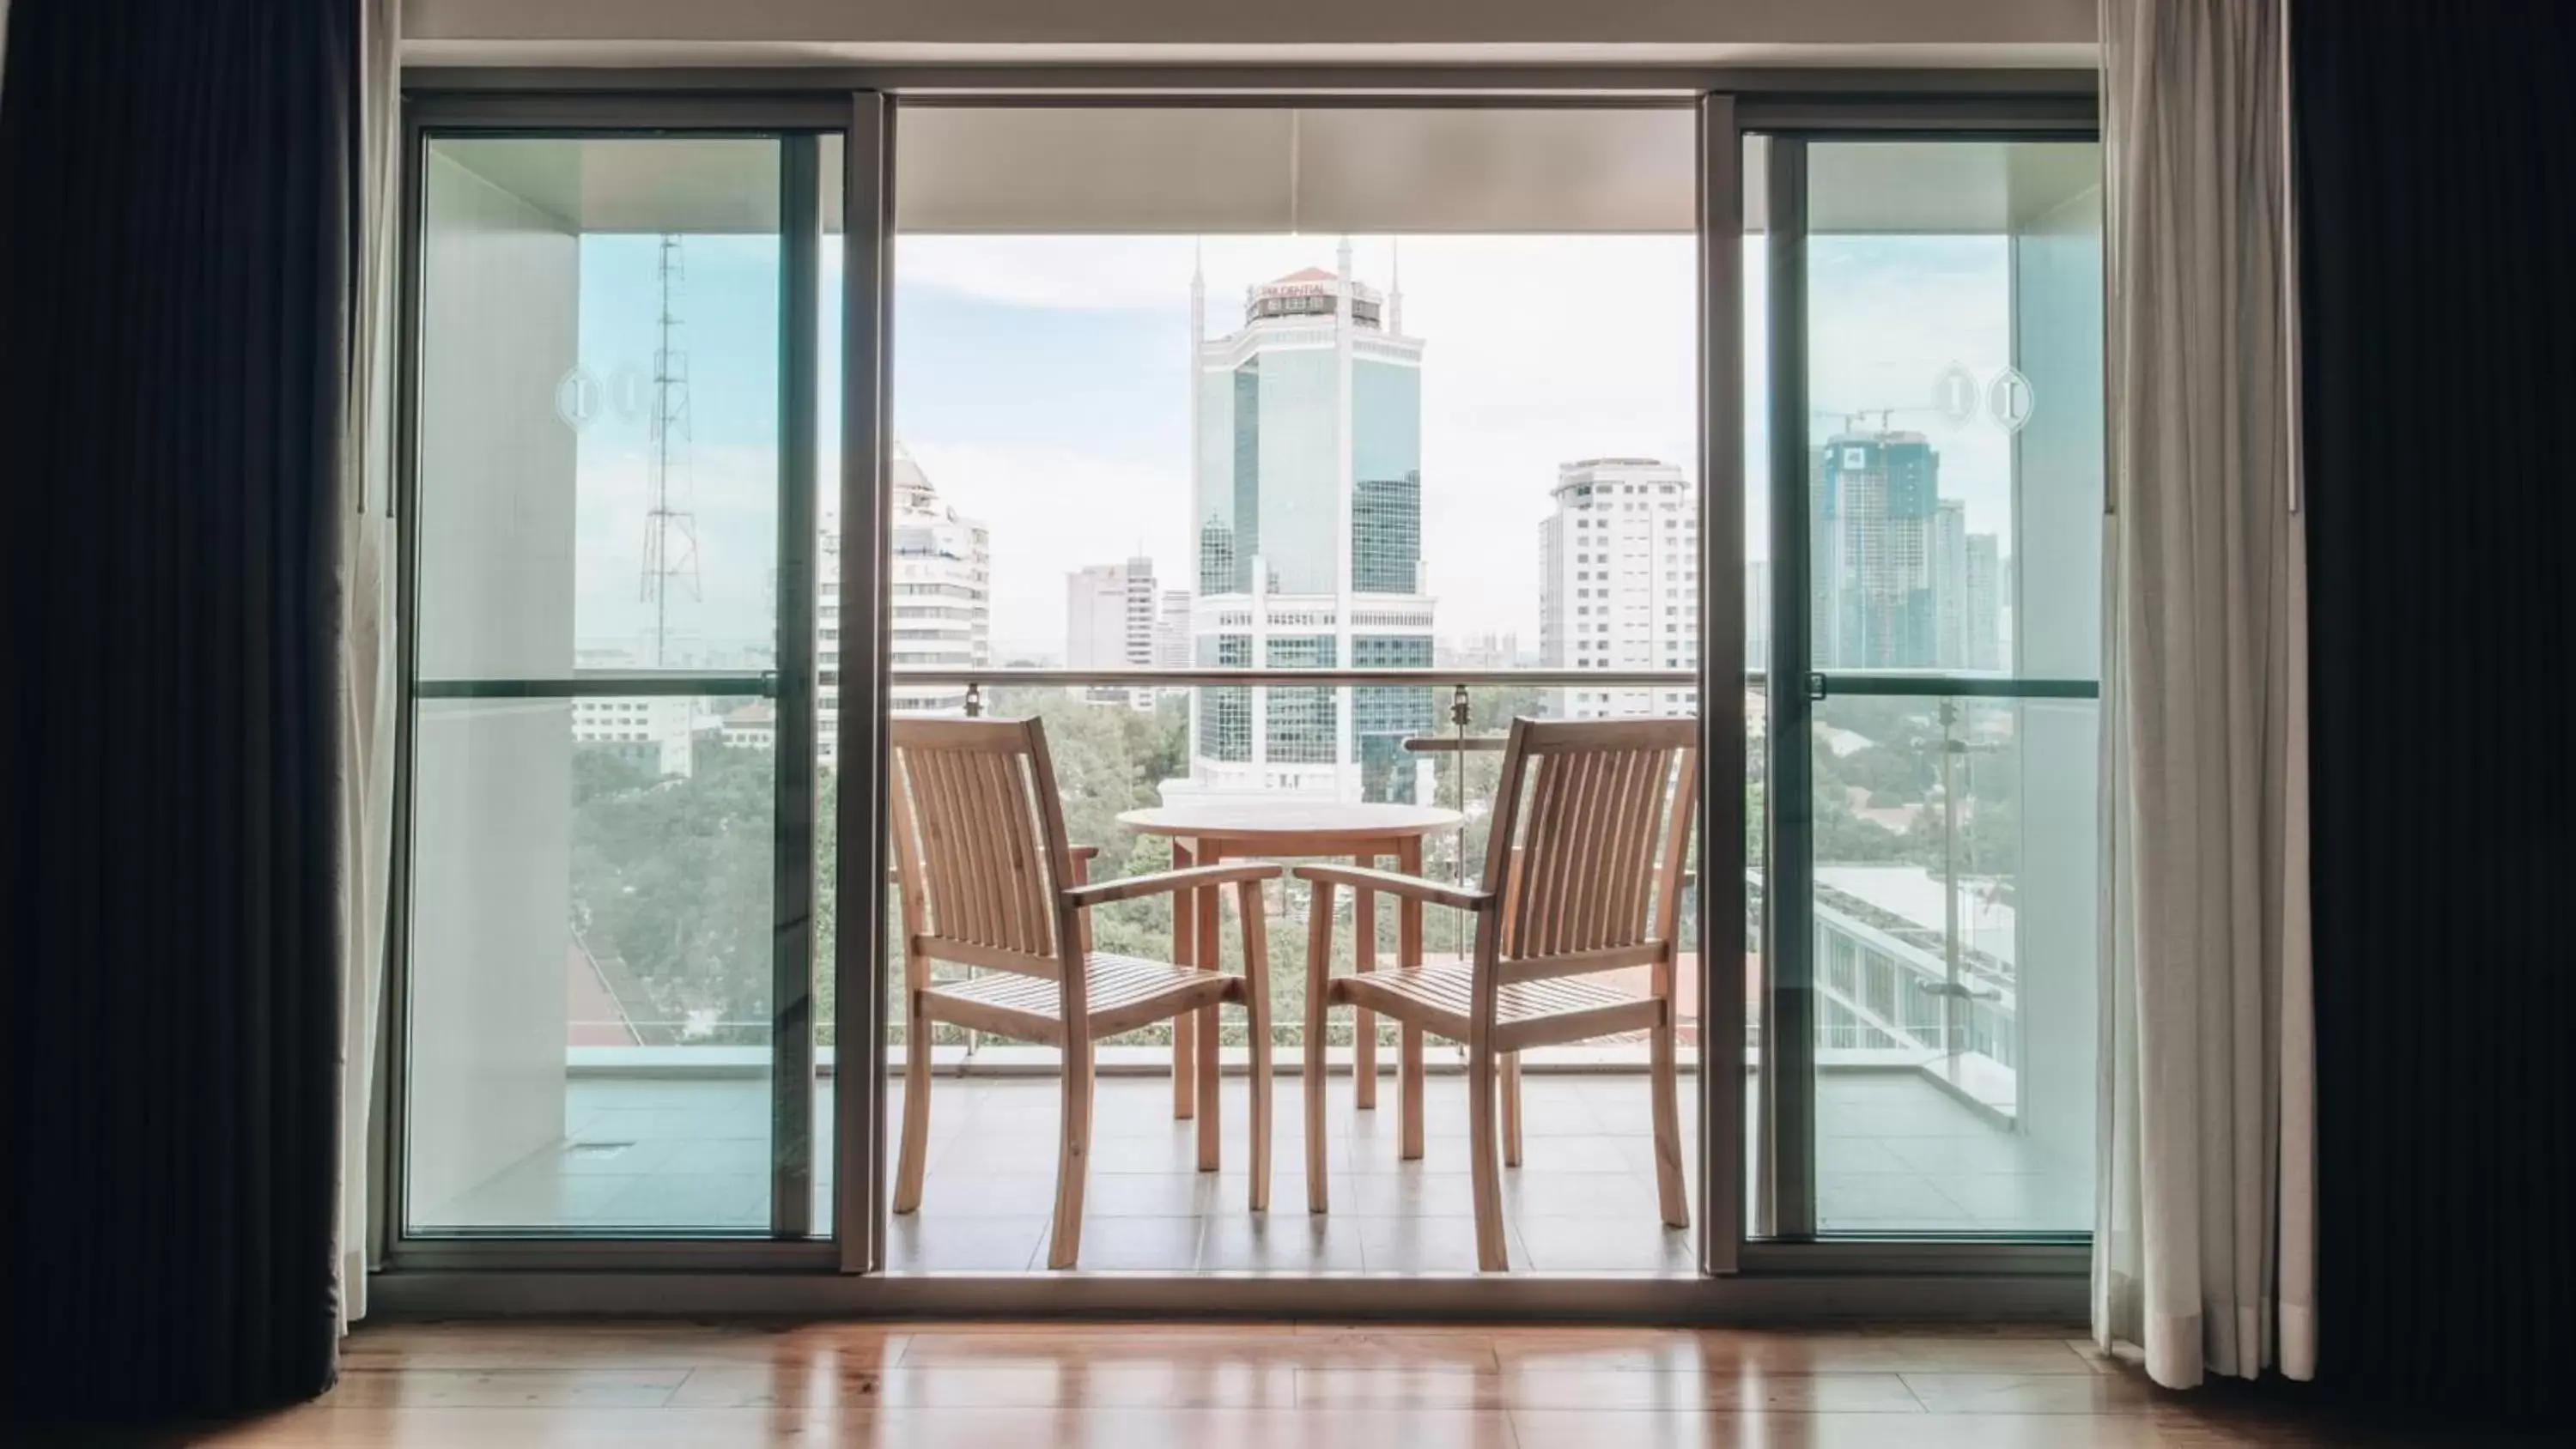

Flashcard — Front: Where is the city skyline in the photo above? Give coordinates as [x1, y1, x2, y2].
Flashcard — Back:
[562, 231, 2022, 664]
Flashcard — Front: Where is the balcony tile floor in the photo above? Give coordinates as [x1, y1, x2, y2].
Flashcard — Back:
[422, 1070, 2088, 1265]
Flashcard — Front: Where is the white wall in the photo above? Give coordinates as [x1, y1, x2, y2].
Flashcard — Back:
[406, 150, 582, 1222]
[405, 0, 2095, 64]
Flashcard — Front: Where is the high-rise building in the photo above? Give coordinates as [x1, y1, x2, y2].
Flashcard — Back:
[1747, 560, 1771, 675]
[1066, 555, 1159, 706]
[1965, 535, 2005, 670]
[1154, 589, 1192, 670]
[1807, 445, 1837, 668]
[1437, 631, 1522, 670]
[1816, 430, 1941, 669]
[1932, 498, 1970, 669]
[1537, 458, 1698, 721]
[818, 444, 988, 763]
[1183, 244, 1434, 801]
[1066, 565, 1123, 670]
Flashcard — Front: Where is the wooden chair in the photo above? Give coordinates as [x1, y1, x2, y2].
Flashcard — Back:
[888, 717, 1280, 1270]
[1294, 717, 1699, 1271]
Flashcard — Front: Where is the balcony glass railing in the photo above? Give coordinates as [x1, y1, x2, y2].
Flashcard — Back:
[1802, 688, 2095, 1115]
[1788, 676, 2100, 1236]
[406, 665, 2090, 1239]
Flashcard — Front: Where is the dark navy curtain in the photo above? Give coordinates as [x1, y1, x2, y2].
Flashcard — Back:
[0, 0, 352, 1421]
[2299, 0, 2576, 1425]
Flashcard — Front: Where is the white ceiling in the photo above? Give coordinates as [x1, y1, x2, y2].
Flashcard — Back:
[404, 0, 2098, 65]
[434, 118, 2095, 238]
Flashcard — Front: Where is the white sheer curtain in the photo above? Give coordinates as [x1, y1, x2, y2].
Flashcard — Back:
[2096, 0, 2314, 1389]
[335, 0, 403, 1331]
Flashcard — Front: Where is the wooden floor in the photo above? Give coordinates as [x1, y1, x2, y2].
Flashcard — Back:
[175, 1319, 2478, 1446]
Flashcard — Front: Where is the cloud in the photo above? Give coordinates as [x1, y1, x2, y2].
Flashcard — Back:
[899, 439, 1194, 662]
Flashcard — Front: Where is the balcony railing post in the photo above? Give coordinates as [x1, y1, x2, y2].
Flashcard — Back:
[1449, 682, 1470, 957]
[1939, 697, 1962, 1060]
[963, 681, 982, 718]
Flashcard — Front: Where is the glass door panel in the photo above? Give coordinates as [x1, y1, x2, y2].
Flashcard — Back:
[404, 133, 832, 1236]
[1775, 138, 2105, 1237]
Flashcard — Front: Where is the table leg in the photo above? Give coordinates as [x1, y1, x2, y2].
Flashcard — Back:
[1171, 839, 1195, 1121]
[1195, 843, 1224, 1171]
[1352, 852, 1377, 1112]
[1398, 834, 1426, 1162]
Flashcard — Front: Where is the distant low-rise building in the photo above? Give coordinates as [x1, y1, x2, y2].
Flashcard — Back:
[719, 700, 776, 751]
[571, 695, 696, 777]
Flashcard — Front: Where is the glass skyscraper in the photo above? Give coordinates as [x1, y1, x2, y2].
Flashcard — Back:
[1180, 244, 1433, 802]
[1815, 430, 1941, 670]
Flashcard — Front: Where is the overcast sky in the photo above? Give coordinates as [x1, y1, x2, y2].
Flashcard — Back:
[566, 231, 2021, 664]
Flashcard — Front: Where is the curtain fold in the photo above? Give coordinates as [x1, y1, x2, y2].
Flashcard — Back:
[2094, 0, 2314, 1390]
[335, 0, 403, 1332]
[0, 0, 357, 1418]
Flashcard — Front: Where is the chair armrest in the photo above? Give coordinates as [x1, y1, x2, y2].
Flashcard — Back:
[1063, 861, 1281, 908]
[1291, 863, 1494, 912]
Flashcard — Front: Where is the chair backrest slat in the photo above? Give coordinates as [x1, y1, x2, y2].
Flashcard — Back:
[1482, 718, 1699, 972]
[889, 718, 1073, 973]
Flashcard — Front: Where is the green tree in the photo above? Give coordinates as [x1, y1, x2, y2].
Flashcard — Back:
[569, 741, 777, 1044]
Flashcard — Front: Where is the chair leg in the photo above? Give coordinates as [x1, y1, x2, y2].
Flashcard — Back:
[1171, 841, 1196, 1122]
[1500, 1052, 1523, 1168]
[1352, 864, 1376, 1111]
[1400, 1028, 1425, 1161]
[893, 990, 932, 1214]
[1303, 883, 1335, 1214]
[1195, 1000, 1222, 1173]
[1467, 1041, 1510, 1271]
[1046, 1036, 1095, 1270]
[1248, 987, 1273, 1213]
[1649, 1014, 1690, 1229]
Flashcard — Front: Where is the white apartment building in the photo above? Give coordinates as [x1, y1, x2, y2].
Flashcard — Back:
[718, 701, 776, 752]
[1154, 588, 1191, 670]
[570, 695, 697, 777]
[1066, 555, 1159, 707]
[1538, 458, 1699, 721]
[817, 444, 989, 764]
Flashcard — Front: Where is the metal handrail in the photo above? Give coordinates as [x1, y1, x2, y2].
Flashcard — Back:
[882, 666, 2100, 698]
[406, 665, 2100, 700]
[418, 671, 775, 699]
[892, 667, 1712, 688]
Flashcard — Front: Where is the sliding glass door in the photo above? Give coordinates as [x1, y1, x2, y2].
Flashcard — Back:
[401, 131, 838, 1237]
[386, 85, 2101, 1282]
[1752, 135, 2104, 1239]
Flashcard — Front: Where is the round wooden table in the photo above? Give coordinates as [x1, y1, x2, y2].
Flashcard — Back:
[1118, 799, 1462, 1156]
